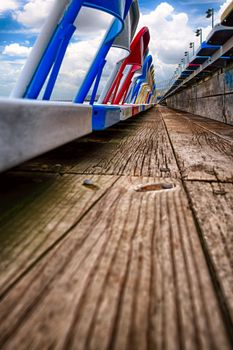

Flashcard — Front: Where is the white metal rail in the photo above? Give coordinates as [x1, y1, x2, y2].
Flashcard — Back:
[0, 99, 92, 172]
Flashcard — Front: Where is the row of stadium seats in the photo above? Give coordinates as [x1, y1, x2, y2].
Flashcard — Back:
[0, 0, 156, 172]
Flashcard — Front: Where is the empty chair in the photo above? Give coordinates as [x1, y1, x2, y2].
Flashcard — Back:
[75, 0, 140, 104]
[98, 0, 140, 104]
[131, 54, 153, 103]
[103, 26, 150, 104]
[11, 0, 131, 100]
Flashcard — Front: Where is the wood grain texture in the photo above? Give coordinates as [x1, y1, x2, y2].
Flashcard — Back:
[16, 109, 180, 179]
[0, 176, 230, 350]
[161, 107, 233, 182]
[178, 113, 233, 143]
[185, 181, 233, 320]
[1, 106, 232, 349]
[0, 173, 118, 297]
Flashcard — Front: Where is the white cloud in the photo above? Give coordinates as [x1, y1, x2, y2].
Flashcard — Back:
[14, 0, 55, 29]
[139, 2, 196, 82]
[0, 60, 24, 96]
[1, 37, 102, 99]
[74, 7, 113, 36]
[0, 0, 19, 14]
[51, 33, 123, 100]
[138, 0, 233, 84]
[14, 0, 113, 36]
[3, 43, 31, 57]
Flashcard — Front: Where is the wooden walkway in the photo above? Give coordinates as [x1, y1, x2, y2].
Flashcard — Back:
[0, 106, 232, 349]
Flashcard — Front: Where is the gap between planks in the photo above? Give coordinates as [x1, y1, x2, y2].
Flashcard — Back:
[159, 106, 233, 343]
[160, 106, 233, 182]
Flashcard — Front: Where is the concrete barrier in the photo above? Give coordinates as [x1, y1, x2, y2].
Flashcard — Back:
[166, 62, 233, 125]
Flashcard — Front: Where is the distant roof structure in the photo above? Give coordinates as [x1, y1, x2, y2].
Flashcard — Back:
[221, 1, 233, 26]
[196, 42, 220, 56]
[190, 56, 209, 65]
[206, 24, 233, 45]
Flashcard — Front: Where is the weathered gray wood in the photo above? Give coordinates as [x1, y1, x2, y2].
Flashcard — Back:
[17, 109, 180, 179]
[179, 113, 233, 142]
[185, 181, 233, 320]
[161, 107, 233, 181]
[0, 106, 232, 349]
[0, 176, 230, 350]
[0, 173, 118, 296]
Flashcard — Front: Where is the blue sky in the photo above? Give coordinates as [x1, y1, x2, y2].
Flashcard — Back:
[0, 1, 226, 44]
[0, 0, 231, 97]
[140, 0, 223, 18]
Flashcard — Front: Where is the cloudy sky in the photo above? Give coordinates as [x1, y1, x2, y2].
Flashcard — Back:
[0, 0, 231, 99]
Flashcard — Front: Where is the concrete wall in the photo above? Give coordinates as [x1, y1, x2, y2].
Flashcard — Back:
[166, 63, 233, 125]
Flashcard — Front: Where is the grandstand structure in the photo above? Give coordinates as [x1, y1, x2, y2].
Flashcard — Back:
[161, 3, 233, 104]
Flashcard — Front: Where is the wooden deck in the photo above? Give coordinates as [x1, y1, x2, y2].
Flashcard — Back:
[0, 106, 232, 349]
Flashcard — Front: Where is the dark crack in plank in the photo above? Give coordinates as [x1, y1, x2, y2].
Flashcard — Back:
[185, 181, 233, 322]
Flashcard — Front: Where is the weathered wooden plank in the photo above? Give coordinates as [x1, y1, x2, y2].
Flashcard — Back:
[179, 113, 233, 143]
[0, 171, 57, 217]
[161, 107, 233, 182]
[16, 109, 180, 179]
[185, 181, 233, 321]
[0, 172, 118, 296]
[0, 176, 230, 349]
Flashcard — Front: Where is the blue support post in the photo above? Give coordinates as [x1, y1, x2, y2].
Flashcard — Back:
[23, 0, 130, 101]
[131, 54, 152, 103]
[43, 24, 76, 100]
[74, 1, 133, 104]
[25, 0, 84, 99]
[147, 92, 152, 103]
[132, 83, 141, 102]
[90, 59, 107, 105]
